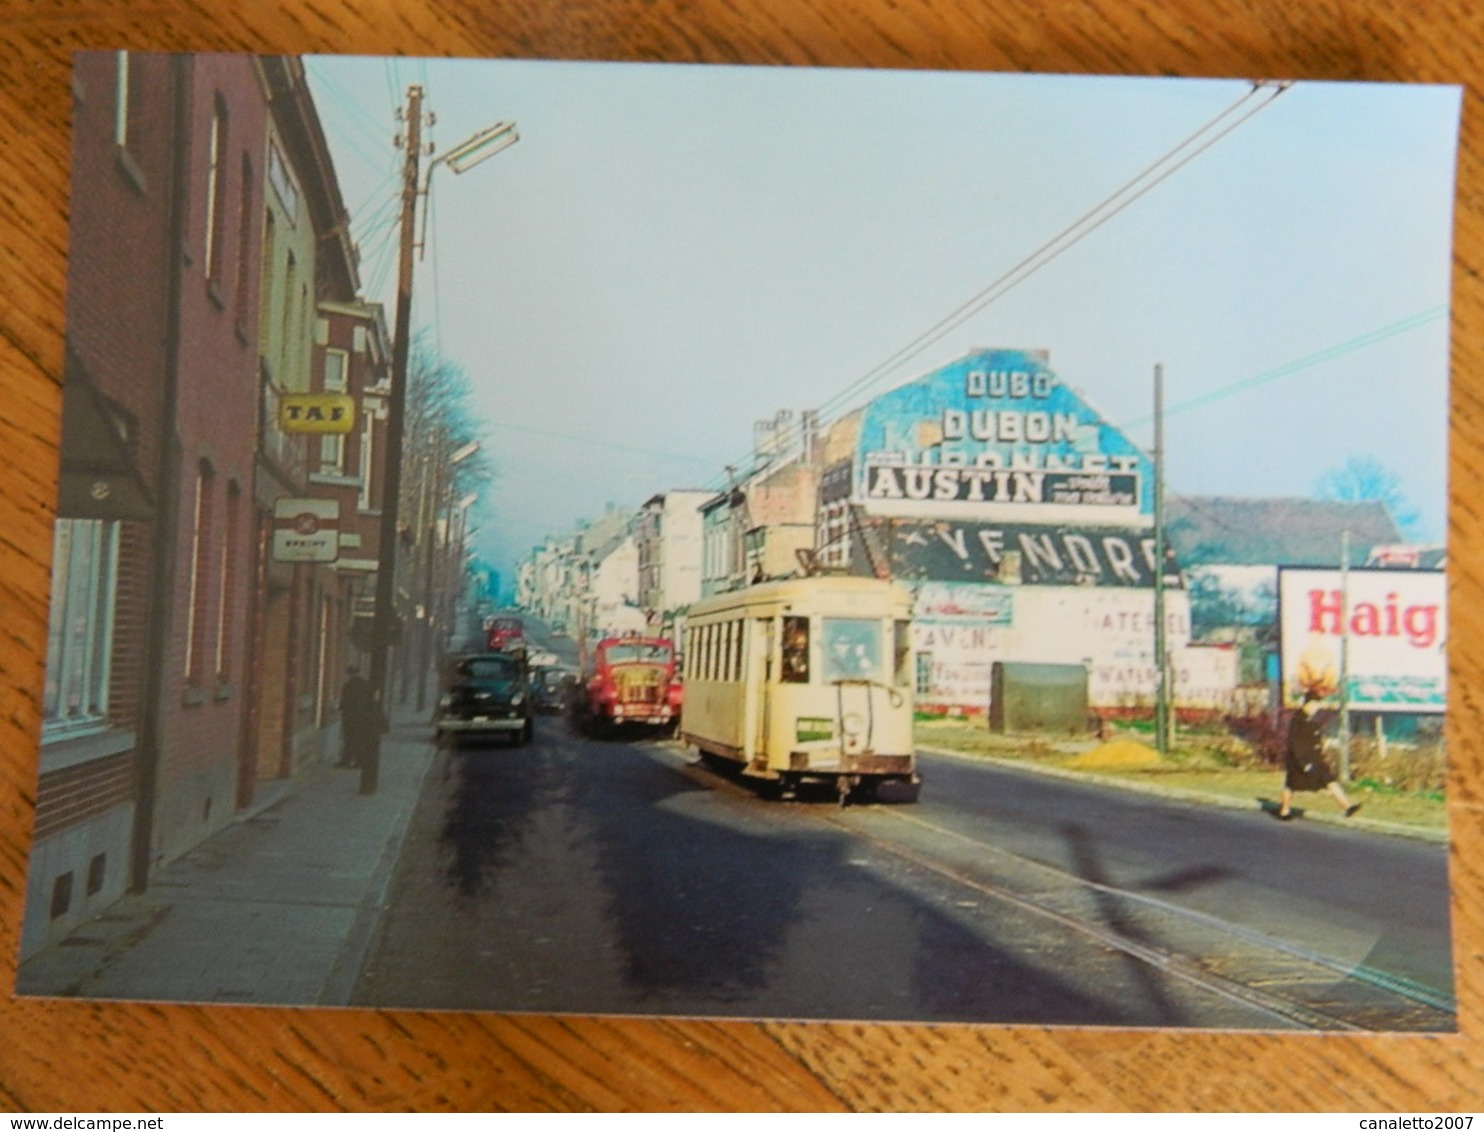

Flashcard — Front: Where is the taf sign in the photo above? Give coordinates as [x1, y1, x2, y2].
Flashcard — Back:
[272, 498, 340, 563]
[278, 393, 355, 434]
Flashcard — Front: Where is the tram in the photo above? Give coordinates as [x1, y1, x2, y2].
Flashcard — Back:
[679, 575, 920, 802]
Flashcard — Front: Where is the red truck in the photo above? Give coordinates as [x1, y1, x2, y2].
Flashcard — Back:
[577, 635, 683, 736]
[486, 615, 524, 653]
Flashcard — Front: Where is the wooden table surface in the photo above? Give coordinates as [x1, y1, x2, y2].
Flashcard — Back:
[1, 0, 1480, 1113]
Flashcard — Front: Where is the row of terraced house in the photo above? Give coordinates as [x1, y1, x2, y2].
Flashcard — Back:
[24, 53, 398, 958]
[517, 358, 1432, 723]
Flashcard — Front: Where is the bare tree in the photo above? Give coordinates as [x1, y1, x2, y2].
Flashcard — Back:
[1314, 455, 1420, 537]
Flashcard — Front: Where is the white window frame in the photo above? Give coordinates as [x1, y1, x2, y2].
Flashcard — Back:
[323, 347, 348, 392]
[203, 100, 227, 280]
[42, 519, 119, 742]
[359, 407, 377, 510]
[113, 51, 130, 146]
[319, 432, 346, 476]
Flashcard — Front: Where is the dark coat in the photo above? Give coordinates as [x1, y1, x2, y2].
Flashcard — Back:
[340, 674, 383, 754]
[1285, 707, 1335, 792]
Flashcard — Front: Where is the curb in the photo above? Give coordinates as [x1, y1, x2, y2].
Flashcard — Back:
[914, 743, 1449, 844]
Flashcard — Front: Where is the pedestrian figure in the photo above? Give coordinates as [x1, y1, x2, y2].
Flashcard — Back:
[1277, 690, 1362, 821]
[338, 664, 381, 770]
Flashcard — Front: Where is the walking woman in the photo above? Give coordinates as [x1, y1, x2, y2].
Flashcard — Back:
[1277, 690, 1362, 821]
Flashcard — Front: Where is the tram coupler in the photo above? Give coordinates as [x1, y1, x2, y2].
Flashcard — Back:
[837, 774, 861, 807]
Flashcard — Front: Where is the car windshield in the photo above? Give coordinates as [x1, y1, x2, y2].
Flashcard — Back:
[603, 643, 672, 665]
[458, 657, 516, 681]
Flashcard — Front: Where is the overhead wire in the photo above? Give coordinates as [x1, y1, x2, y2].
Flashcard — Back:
[1120, 305, 1448, 429]
[696, 79, 1293, 492]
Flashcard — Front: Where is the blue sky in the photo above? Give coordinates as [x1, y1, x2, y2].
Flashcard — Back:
[304, 57, 1460, 587]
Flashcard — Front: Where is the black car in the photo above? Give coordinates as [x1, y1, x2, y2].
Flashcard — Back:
[530, 664, 580, 715]
[435, 652, 534, 746]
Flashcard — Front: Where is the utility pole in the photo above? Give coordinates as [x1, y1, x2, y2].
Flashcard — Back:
[364, 84, 424, 796]
[1339, 527, 1352, 781]
[1153, 363, 1169, 757]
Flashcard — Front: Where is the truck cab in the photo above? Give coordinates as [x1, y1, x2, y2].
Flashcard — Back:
[578, 635, 683, 736]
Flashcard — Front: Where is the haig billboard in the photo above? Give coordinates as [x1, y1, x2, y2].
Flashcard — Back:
[1278, 566, 1445, 713]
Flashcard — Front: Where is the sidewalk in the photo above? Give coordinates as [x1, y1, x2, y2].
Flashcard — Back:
[14, 713, 437, 1008]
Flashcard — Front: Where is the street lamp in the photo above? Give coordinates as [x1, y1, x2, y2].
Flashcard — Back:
[364, 88, 517, 795]
[419, 125, 519, 256]
[442, 121, 519, 174]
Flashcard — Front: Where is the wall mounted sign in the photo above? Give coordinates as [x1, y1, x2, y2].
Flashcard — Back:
[277, 393, 356, 434]
[272, 498, 340, 563]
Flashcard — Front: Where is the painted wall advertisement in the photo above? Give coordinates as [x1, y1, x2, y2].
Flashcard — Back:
[853, 348, 1153, 524]
[1278, 566, 1446, 713]
[913, 586, 1237, 713]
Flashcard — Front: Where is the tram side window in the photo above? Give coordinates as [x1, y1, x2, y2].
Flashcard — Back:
[731, 618, 744, 681]
[894, 619, 912, 688]
[781, 615, 810, 683]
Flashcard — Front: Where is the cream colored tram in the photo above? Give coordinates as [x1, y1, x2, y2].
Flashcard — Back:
[680, 576, 920, 801]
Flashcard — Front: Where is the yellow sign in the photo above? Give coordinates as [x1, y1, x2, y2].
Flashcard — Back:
[278, 393, 356, 434]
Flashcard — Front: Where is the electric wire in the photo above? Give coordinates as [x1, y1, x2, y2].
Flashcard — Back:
[695, 80, 1292, 492]
[1121, 305, 1447, 430]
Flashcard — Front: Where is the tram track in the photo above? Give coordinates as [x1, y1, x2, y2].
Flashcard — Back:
[655, 741, 1455, 1032]
[823, 803, 1456, 1032]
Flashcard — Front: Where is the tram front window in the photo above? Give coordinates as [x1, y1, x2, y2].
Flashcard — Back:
[822, 618, 883, 683]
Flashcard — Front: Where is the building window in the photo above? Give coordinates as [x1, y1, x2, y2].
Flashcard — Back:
[234, 154, 254, 328]
[279, 251, 296, 380]
[258, 210, 276, 359]
[359, 408, 376, 510]
[915, 651, 933, 697]
[113, 51, 147, 191]
[319, 433, 345, 476]
[214, 481, 241, 682]
[42, 519, 119, 740]
[113, 51, 147, 150]
[323, 348, 348, 392]
[203, 99, 228, 284]
[183, 462, 215, 684]
[321, 347, 349, 475]
[267, 138, 299, 223]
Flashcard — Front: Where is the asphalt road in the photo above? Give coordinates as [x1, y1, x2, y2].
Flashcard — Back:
[349, 716, 1455, 1028]
[906, 751, 1454, 995]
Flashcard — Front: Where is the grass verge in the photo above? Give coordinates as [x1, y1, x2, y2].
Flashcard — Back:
[914, 718, 1448, 837]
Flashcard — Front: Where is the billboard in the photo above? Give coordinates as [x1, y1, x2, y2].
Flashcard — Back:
[1278, 566, 1446, 712]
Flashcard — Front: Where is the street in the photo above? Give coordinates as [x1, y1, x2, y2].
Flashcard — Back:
[350, 714, 1455, 1030]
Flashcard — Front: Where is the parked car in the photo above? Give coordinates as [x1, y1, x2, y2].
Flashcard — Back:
[531, 664, 580, 715]
[435, 652, 534, 746]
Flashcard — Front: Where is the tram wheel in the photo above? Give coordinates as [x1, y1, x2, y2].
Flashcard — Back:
[873, 777, 922, 804]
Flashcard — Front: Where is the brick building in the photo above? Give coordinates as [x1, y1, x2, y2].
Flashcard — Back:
[24, 52, 367, 959]
[28, 51, 181, 958]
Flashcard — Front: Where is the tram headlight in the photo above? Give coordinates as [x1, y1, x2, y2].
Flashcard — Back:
[842, 712, 865, 739]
